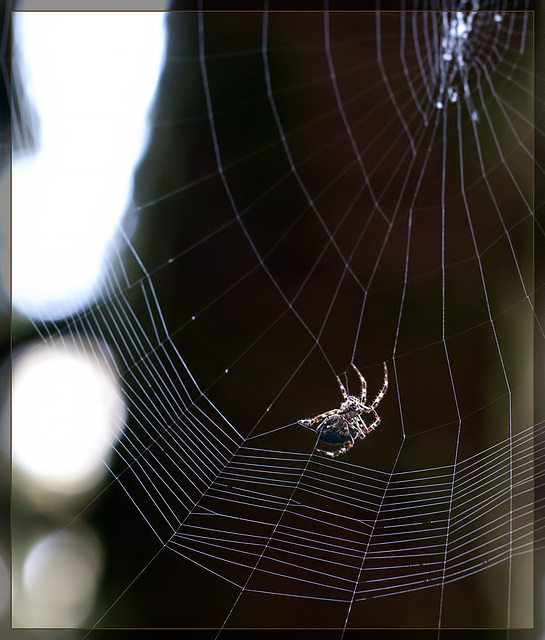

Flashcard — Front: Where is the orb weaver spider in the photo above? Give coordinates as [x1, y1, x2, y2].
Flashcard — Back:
[298, 362, 388, 458]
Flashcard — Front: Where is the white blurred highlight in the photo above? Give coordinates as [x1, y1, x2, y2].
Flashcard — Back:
[12, 341, 126, 495]
[17, 529, 102, 628]
[11, 11, 166, 319]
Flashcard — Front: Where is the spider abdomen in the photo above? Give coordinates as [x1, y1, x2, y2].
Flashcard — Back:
[318, 415, 360, 445]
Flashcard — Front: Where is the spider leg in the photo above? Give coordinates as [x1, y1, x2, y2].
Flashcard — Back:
[336, 375, 348, 402]
[298, 408, 343, 428]
[351, 363, 367, 403]
[366, 362, 388, 411]
[363, 408, 380, 433]
[352, 416, 368, 439]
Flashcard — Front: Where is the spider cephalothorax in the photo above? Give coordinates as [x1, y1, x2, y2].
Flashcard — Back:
[339, 397, 364, 418]
[298, 362, 388, 458]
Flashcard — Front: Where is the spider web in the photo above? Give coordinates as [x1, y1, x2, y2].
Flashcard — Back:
[12, 2, 537, 632]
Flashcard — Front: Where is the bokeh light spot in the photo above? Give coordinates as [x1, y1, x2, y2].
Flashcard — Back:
[12, 340, 126, 496]
[18, 529, 103, 628]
